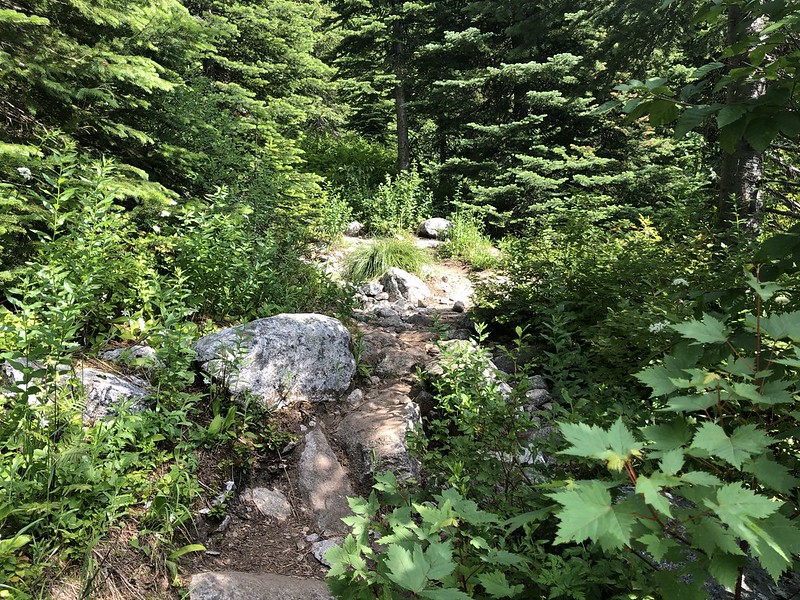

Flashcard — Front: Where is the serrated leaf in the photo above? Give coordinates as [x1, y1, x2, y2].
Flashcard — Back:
[659, 448, 685, 476]
[690, 423, 771, 468]
[483, 549, 527, 567]
[681, 471, 722, 487]
[639, 534, 676, 561]
[550, 481, 635, 550]
[559, 418, 641, 471]
[756, 513, 800, 581]
[425, 541, 456, 581]
[745, 271, 783, 301]
[691, 519, 745, 557]
[671, 314, 729, 344]
[636, 365, 679, 397]
[760, 311, 800, 341]
[385, 545, 427, 592]
[704, 483, 781, 544]
[743, 454, 799, 494]
[717, 104, 747, 128]
[674, 105, 715, 137]
[641, 421, 693, 451]
[477, 570, 524, 598]
[709, 553, 746, 590]
[636, 475, 673, 517]
[659, 393, 717, 413]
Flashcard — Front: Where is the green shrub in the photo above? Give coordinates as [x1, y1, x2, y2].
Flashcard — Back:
[439, 211, 498, 270]
[344, 237, 430, 283]
[369, 170, 432, 235]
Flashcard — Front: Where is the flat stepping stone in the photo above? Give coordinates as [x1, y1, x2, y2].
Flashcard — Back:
[189, 571, 331, 600]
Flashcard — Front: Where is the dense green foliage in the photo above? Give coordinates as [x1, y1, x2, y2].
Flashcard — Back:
[2, 0, 800, 597]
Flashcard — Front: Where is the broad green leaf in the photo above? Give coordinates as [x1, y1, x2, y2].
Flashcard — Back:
[550, 481, 635, 550]
[704, 483, 780, 542]
[745, 271, 783, 301]
[691, 62, 725, 79]
[756, 513, 800, 581]
[777, 112, 800, 139]
[744, 116, 780, 152]
[660, 393, 717, 413]
[483, 549, 527, 567]
[559, 422, 609, 458]
[743, 454, 800, 493]
[690, 423, 771, 468]
[438, 489, 497, 525]
[674, 106, 715, 137]
[755, 231, 800, 262]
[709, 553, 745, 590]
[648, 99, 680, 127]
[691, 519, 745, 557]
[641, 421, 692, 452]
[385, 545, 427, 593]
[681, 471, 722, 487]
[760, 311, 800, 342]
[635, 475, 673, 517]
[671, 314, 729, 344]
[659, 448, 685, 476]
[635, 365, 679, 397]
[477, 571, 524, 598]
[638, 534, 676, 561]
[425, 541, 456, 581]
[559, 418, 641, 471]
[716, 104, 747, 128]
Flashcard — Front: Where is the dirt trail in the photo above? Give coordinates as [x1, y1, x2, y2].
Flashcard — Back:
[185, 235, 478, 595]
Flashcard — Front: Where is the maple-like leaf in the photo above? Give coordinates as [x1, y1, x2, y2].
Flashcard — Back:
[690, 422, 771, 468]
[671, 314, 729, 344]
[550, 481, 635, 550]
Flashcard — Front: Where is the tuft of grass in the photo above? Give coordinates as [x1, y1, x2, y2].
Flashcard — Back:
[438, 212, 498, 270]
[344, 237, 430, 283]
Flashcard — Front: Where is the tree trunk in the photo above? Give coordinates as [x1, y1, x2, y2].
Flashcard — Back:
[717, 3, 767, 233]
[396, 81, 410, 171]
[393, 1, 410, 172]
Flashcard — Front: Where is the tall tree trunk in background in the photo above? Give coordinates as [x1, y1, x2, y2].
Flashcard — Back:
[393, 3, 410, 172]
[396, 81, 410, 171]
[717, 3, 766, 233]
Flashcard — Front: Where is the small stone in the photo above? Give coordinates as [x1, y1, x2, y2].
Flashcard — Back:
[346, 389, 364, 405]
[244, 487, 292, 521]
[305, 533, 320, 543]
[375, 292, 389, 301]
[370, 376, 381, 385]
[344, 221, 364, 237]
[311, 538, 341, 567]
[452, 301, 465, 313]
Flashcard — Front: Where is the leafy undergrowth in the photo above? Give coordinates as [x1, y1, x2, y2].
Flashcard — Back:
[326, 230, 800, 599]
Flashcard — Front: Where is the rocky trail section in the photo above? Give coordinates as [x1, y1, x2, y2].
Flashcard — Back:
[184, 235, 481, 599]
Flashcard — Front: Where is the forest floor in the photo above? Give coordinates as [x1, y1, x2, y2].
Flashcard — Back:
[48, 234, 483, 600]
[179, 235, 480, 595]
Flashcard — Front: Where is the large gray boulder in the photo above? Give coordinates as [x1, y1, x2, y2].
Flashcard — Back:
[75, 366, 150, 421]
[2, 360, 150, 422]
[380, 268, 432, 305]
[416, 217, 453, 239]
[189, 572, 332, 600]
[194, 314, 355, 409]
